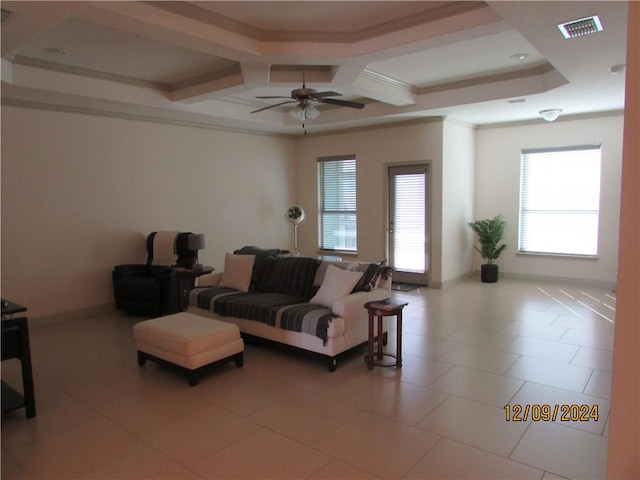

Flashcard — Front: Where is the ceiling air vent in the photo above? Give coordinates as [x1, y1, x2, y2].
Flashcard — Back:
[557, 15, 603, 39]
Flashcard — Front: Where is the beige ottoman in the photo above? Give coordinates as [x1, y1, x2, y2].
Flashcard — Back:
[133, 312, 244, 386]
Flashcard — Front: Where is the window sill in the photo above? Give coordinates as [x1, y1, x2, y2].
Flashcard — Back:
[318, 249, 358, 258]
[517, 251, 599, 260]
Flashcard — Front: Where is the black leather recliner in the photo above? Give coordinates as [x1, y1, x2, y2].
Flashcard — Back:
[112, 232, 197, 317]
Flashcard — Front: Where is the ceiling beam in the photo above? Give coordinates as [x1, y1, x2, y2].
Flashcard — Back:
[353, 70, 416, 106]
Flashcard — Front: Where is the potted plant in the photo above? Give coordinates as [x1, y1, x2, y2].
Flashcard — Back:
[467, 215, 507, 283]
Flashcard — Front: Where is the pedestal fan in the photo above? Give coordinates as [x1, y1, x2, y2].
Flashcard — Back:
[285, 206, 306, 254]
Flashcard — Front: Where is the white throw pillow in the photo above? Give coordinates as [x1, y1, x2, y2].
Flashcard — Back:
[219, 253, 255, 293]
[310, 264, 363, 309]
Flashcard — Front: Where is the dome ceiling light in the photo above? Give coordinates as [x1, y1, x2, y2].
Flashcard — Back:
[539, 109, 563, 122]
[609, 64, 625, 75]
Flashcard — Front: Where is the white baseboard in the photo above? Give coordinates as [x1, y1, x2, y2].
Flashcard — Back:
[30, 303, 117, 327]
[435, 271, 616, 290]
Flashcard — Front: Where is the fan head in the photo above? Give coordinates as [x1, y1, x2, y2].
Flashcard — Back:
[291, 87, 317, 100]
[285, 205, 306, 225]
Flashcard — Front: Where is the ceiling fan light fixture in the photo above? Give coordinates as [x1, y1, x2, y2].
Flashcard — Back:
[289, 104, 320, 121]
[289, 106, 305, 121]
[305, 104, 320, 119]
[539, 109, 563, 122]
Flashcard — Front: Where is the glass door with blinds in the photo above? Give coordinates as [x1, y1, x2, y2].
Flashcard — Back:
[388, 165, 429, 285]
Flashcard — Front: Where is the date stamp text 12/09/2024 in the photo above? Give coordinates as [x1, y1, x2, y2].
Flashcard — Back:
[504, 404, 599, 422]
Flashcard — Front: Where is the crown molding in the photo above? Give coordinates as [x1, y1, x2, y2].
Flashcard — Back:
[476, 109, 624, 130]
[1, 97, 292, 139]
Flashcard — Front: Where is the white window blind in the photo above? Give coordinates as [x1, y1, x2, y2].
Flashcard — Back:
[519, 145, 601, 256]
[318, 155, 357, 252]
[393, 172, 426, 273]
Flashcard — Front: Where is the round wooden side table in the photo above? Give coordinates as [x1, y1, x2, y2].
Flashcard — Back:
[364, 299, 408, 369]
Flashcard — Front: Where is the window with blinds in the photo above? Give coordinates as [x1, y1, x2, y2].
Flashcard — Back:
[519, 145, 602, 256]
[317, 155, 357, 252]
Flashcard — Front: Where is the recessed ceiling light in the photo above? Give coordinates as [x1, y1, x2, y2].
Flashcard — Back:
[44, 47, 67, 55]
[510, 53, 529, 61]
[557, 15, 603, 39]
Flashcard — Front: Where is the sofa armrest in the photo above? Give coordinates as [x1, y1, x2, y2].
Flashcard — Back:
[331, 287, 390, 320]
[197, 271, 223, 287]
[331, 287, 391, 343]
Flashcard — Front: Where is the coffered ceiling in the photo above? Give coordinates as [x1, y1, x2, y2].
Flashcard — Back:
[0, 1, 628, 135]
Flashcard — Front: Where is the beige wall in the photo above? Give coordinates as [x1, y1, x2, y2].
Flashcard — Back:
[441, 119, 475, 285]
[475, 115, 624, 285]
[1, 106, 296, 318]
[0, 101, 626, 319]
[294, 120, 451, 284]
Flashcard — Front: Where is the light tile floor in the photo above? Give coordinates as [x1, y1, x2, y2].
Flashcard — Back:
[1, 278, 614, 479]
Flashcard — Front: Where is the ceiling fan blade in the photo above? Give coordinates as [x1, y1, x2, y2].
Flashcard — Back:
[255, 96, 293, 99]
[318, 98, 365, 109]
[311, 91, 342, 99]
[251, 100, 296, 113]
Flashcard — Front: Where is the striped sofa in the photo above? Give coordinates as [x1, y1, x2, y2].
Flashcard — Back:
[188, 251, 391, 371]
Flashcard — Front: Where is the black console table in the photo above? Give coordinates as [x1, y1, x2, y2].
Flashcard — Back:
[1, 299, 36, 418]
[174, 266, 214, 310]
